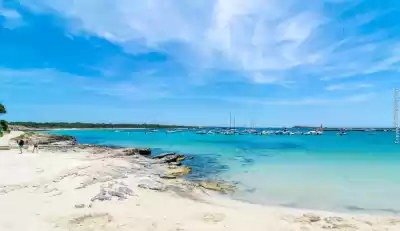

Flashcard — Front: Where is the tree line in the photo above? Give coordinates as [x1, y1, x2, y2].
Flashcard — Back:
[9, 121, 197, 129]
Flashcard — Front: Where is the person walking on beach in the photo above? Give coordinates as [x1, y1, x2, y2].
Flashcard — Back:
[18, 139, 24, 154]
[32, 139, 39, 153]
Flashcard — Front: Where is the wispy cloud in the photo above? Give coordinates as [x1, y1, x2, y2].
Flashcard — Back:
[325, 83, 373, 91]
[18, 0, 399, 86]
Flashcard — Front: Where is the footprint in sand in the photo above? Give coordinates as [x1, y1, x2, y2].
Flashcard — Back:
[65, 213, 113, 231]
[202, 212, 225, 224]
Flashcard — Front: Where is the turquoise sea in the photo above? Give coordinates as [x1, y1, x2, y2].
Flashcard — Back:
[47, 129, 400, 215]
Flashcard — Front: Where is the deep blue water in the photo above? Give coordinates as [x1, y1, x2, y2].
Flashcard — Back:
[46, 128, 400, 214]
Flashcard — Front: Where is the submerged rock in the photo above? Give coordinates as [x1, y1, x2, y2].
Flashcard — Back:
[198, 181, 236, 193]
[152, 154, 186, 164]
[152, 152, 176, 159]
[161, 166, 192, 179]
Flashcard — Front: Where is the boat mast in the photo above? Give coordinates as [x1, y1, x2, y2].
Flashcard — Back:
[230, 112, 232, 129]
[233, 116, 236, 130]
[395, 88, 399, 144]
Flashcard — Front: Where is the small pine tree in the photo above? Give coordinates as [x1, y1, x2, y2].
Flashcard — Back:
[0, 120, 8, 132]
[0, 104, 6, 114]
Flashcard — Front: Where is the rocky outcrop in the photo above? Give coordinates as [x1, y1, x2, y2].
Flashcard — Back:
[198, 181, 236, 193]
[161, 166, 192, 179]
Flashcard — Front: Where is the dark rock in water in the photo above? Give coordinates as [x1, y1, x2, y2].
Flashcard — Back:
[136, 148, 152, 156]
[123, 148, 152, 156]
[198, 181, 236, 193]
[152, 152, 176, 159]
[152, 154, 186, 164]
[245, 188, 256, 193]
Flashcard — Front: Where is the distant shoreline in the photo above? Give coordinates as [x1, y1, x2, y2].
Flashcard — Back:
[8, 122, 395, 132]
[292, 126, 394, 132]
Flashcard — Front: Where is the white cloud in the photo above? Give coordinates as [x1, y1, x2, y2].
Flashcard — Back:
[17, 0, 400, 85]
[325, 83, 373, 91]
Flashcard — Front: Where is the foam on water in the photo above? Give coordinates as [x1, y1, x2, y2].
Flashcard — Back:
[47, 129, 400, 215]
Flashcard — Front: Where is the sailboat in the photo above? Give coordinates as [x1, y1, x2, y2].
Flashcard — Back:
[224, 112, 235, 135]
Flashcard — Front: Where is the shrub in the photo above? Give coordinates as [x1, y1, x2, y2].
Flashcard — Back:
[0, 120, 8, 132]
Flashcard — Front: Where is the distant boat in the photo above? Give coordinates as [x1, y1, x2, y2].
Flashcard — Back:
[304, 130, 322, 135]
[248, 129, 258, 134]
[196, 130, 207, 135]
[224, 130, 235, 135]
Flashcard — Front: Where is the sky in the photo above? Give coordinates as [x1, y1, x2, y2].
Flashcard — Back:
[0, 0, 399, 127]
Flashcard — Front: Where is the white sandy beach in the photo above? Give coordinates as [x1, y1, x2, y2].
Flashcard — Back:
[0, 132, 399, 231]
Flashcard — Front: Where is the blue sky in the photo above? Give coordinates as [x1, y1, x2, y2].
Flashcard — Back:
[0, 0, 399, 127]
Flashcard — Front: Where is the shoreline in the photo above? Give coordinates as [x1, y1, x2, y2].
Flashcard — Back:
[1, 131, 399, 230]
[28, 131, 400, 216]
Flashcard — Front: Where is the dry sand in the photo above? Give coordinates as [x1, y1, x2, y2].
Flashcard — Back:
[0, 133, 399, 231]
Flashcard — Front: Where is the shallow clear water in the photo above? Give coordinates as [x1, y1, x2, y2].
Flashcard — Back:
[47, 129, 400, 215]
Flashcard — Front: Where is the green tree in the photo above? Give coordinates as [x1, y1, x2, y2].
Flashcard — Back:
[0, 104, 6, 114]
[0, 120, 8, 132]
[0, 104, 7, 133]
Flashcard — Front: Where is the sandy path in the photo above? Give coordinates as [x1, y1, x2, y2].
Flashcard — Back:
[0, 131, 24, 147]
